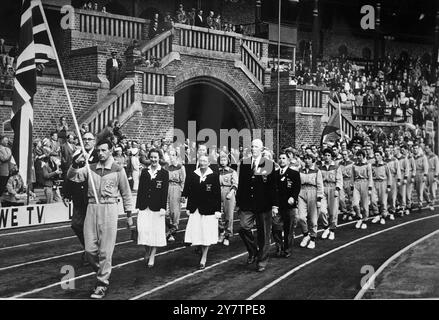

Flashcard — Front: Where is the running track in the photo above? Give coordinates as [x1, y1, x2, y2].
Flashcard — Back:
[0, 206, 438, 300]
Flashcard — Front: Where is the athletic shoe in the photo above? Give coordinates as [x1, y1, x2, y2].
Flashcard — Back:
[300, 235, 311, 248]
[223, 239, 230, 246]
[218, 233, 225, 244]
[307, 240, 315, 249]
[380, 218, 386, 225]
[321, 228, 330, 239]
[430, 205, 434, 211]
[389, 214, 395, 221]
[361, 223, 367, 230]
[328, 231, 335, 240]
[168, 235, 175, 242]
[90, 286, 107, 299]
[405, 209, 410, 215]
[348, 215, 353, 221]
[355, 220, 363, 229]
[371, 216, 380, 224]
[341, 214, 347, 221]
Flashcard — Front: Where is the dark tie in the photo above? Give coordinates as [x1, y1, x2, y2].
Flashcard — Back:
[251, 159, 256, 171]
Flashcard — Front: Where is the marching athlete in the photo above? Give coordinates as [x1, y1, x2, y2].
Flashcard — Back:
[402, 144, 416, 214]
[165, 149, 186, 241]
[352, 149, 374, 229]
[136, 148, 169, 268]
[385, 145, 401, 220]
[425, 144, 439, 210]
[339, 149, 355, 221]
[319, 149, 343, 240]
[413, 144, 429, 210]
[67, 139, 133, 299]
[371, 150, 392, 225]
[298, 154, 324, 249]
[218, 152, 238, 246]
[394, 145, 409, 216]
[272, 151, 300, 257]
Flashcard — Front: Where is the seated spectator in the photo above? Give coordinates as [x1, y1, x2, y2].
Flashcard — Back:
[1, 164, 35, 207]
[102, 6, 106, 13]
[93, 2, 98, 11]
[162, 12, 174, 31]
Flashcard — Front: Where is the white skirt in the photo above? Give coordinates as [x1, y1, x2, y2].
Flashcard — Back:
[137, 208, 166, 247]
[184, 210, 219, 246]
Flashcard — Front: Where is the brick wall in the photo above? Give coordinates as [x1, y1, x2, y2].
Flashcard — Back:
[120, 103, 174, 143]
[32, 77, 103, 139]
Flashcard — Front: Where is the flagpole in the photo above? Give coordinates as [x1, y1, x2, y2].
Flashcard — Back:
[37, 0, 99, 204]
[335, 95, 344, 142]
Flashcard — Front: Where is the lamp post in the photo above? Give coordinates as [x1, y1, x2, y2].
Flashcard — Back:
[276, 0, 299, 157]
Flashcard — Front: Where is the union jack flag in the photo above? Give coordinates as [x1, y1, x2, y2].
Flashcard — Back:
[12, 0, 56, 185]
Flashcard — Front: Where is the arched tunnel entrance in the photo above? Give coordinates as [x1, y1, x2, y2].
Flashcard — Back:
[174, 77, 255, 147]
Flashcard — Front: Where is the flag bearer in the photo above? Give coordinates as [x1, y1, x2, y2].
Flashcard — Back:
[67, 139, 133, 299]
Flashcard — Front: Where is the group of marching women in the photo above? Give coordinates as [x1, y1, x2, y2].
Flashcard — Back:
[135, 138, 439, 270]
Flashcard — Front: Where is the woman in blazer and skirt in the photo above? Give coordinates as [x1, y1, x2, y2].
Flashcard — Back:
[136, 148, 169, 267]
[183, 154, 221, 269]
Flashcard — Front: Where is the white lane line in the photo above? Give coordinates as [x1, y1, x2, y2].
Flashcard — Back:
[9, 246, 187, 299]
[129, 220, 358, 300]
[0, 216, 190, 250]
[0, 214, 188, 237]
[354, 228, 439, 300]
[246, 213, 439, 300]
[0, 218, 238, 272]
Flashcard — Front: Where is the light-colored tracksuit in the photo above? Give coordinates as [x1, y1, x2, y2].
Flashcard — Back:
[426, 154, 439, 204]
[396, 155, 409, 212]
[166, 164, 186, 236]
[352, 161, 374, 221]
[67, 157, 133, 287]
[414, 153, 429, 206]
[320, 162, 343, 231]
[297, 166, 324, 239]
[406, 155, 416, 210]
[371, 162, 392, 217]
[219, 166, 238, 239]
[386, 156, 401, 214]
[339, 159, 354, 217]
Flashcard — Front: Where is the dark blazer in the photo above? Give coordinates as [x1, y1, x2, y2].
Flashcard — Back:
[106, 58, 122, 74]
[276, 167, 301, 210]
[236, 157, 279, 213]
[136, 167, 169, 211]
[195, 14, 204, 27]
[60, 143, 75, 173]
[182, 168, 221, 215]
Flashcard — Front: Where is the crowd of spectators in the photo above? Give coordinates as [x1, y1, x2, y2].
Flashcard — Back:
[148, 3, 249, 39]
[81, 1, 107, 13]
[291, 53, 439, 128]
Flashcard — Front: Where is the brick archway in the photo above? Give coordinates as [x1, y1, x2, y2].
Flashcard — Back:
[174, 69, 260, 130]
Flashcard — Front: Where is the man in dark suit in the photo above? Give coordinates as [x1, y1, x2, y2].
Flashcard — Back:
[106, 51, 122, 89]
[194, 9, 205, 27]
[272, 151, 301, 258]
[236, 139, 279, 272]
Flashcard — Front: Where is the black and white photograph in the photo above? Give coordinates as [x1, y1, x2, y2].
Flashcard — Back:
[1, 0, 439, 310]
